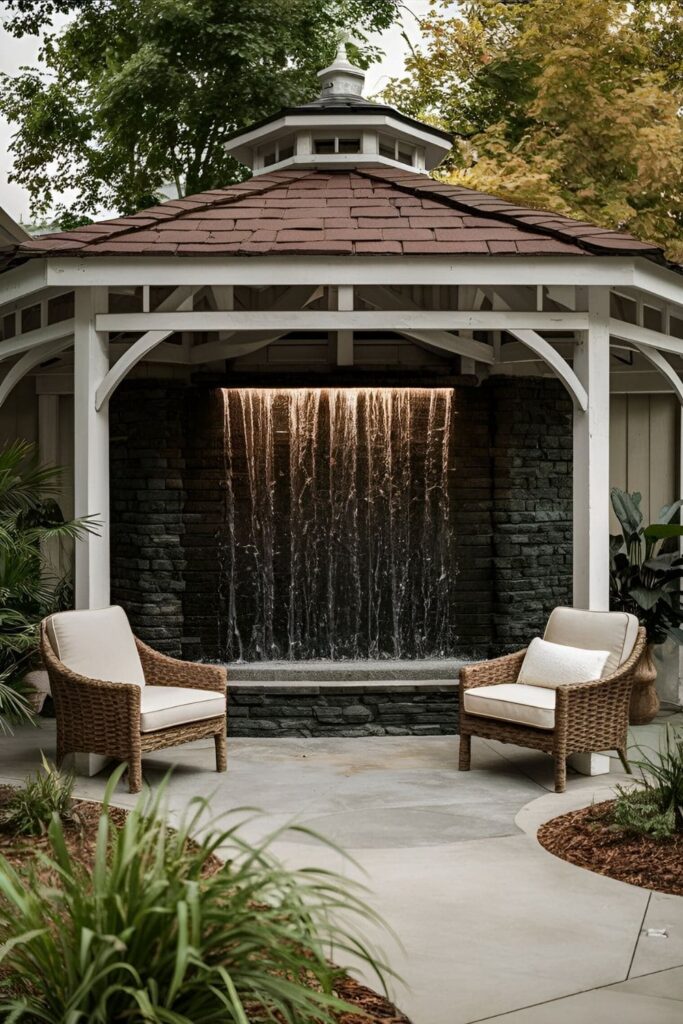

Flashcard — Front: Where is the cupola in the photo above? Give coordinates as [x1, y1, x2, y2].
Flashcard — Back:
[224, 41, 452, 176]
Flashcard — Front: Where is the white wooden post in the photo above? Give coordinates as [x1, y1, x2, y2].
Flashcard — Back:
[572, 287, 611, 610]
[73, 287, 110, 609]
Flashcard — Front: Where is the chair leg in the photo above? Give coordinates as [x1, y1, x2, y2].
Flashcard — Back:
[127, 756, 142, 794]
[553, 753, 566, 793]
[617, 747, 632, 774]
[215, 729, 227, 773]
[458, 732, 471, 771]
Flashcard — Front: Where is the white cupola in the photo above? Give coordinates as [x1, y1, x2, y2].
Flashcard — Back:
[224, 41, 452, 177]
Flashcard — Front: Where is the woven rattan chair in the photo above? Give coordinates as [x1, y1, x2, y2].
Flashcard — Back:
[458, 608, 647, 792]
[41, 606, 227, 793]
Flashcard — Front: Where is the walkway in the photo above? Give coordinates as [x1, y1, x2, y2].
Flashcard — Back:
[1, 717, 682, 1023]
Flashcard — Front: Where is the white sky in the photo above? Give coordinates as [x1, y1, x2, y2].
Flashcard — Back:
[0, 2, 456, 223]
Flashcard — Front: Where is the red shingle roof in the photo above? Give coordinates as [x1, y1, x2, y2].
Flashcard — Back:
[14, 166, 663, 261]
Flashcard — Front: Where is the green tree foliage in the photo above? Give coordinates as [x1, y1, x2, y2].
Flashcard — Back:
[384, 0, 683, 261]
[0, 0, 399, 219]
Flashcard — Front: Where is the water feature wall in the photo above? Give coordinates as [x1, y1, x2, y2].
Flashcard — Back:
[219, 388, 456, 661]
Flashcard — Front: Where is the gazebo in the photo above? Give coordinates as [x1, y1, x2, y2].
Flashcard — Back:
[1, 43, 682, 641]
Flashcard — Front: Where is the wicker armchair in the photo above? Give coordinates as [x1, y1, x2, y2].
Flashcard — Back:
[41, 606, 227, 793]
[458, 608, 647, 793]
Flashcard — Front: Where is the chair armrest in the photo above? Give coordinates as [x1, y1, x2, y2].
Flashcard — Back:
[39, 626, 142, 747]
[554, 626, 647, 729]
[460, 649, 527, 695]
[135, 639, 227, 694]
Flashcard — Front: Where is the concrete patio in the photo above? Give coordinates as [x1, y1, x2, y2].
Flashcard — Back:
[1, 715, 682, 1023]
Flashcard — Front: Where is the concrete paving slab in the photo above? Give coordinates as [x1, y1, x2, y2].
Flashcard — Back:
[631, 893, 683, 978]
[1, 723, 680, 1024]
[614, 965, 683, 1001]
[475, 987, 683, 1024]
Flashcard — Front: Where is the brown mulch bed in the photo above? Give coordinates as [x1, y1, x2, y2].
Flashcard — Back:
[0, 786, 410, 1024]
[538, 799, 683, 896]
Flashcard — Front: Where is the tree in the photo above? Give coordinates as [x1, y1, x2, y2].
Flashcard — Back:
[0, 0, 399, 220]
[384, 0, 683, 261]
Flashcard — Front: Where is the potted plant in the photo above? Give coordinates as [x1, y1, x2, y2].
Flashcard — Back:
[609, 488, 683, 724]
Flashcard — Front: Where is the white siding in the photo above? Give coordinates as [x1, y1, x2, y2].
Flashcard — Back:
[610, 394, 679, 526]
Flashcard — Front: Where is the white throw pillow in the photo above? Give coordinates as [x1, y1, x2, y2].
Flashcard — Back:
[517, 637, 609, 690]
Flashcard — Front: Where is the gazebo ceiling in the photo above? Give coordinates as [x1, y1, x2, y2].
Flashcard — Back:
[10, 165, 665, 264]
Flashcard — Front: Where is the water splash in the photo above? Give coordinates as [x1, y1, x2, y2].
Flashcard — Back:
[220, 388, 456, 660]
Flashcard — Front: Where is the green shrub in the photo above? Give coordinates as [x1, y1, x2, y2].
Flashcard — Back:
[611, 785, 677, 840]
[0, 766, 395, 1023]
[0, 439, 98, 731]
[0, 754, 75, 836]
[611, 724, 683, 839]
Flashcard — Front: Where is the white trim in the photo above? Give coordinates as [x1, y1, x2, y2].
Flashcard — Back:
[633, 259, 683, 310]
[95, 309, 589, 333]
[0, 318, 75, 361]
[0, 336, 73, 409]
[0, 260, 48, 307]
[506, 328, 588, 410]
[44, 256, 639, 289]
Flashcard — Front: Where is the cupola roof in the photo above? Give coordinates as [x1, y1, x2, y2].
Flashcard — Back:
[223, 42, 452, 176]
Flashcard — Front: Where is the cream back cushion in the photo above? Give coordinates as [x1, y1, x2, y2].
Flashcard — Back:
[517, 637, 609, 690]
[47, 606, 146, 687]
[543, 607, 639, 677]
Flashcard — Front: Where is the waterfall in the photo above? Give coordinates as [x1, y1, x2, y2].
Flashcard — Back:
[220, 388, 456, 661]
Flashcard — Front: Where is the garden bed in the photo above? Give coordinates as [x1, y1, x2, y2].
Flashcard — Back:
[538, 799, 683, 896]
[0, 787, 410, 1024]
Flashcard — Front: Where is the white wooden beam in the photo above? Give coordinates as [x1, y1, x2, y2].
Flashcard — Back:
[505, 328, 588, 411]
[95, 310, 589, 333]
[0, 318, 75, 361]
[573, 287, 611, 610]
[45, 255, 639, 289]
[95, 285, 196, 409]
[188, 284, 322, 364]
[336, 285, 354, 366]
[610, 317, 683, 357]
[0, 336, 73, 409]
[360, 283, 495, 364]
[73, 287, 110, 610]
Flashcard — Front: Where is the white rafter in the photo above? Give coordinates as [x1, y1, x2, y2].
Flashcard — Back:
[0, 318, 75, 361]
[0, 336, 73, 409]
[359, 284, 495, 365]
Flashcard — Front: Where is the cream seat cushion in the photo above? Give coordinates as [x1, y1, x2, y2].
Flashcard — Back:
[140, 686, 225, 733]
[463, 684, 555, 730]
[543, 607, 639, 678]
[47, 606, 146, 687]
[517, 637, 609, 690]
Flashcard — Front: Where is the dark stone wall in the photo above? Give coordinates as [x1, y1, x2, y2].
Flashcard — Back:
[110, 382, 187, 655]
[489, 378, 573, 652]
[229, 684, 459, 737]
[110, 376, 572, 662]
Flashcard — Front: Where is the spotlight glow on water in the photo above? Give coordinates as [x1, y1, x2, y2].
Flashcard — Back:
[219, 388, 455, 661]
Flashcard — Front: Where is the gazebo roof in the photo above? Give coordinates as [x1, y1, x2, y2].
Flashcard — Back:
[10, 165, 664, 264]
